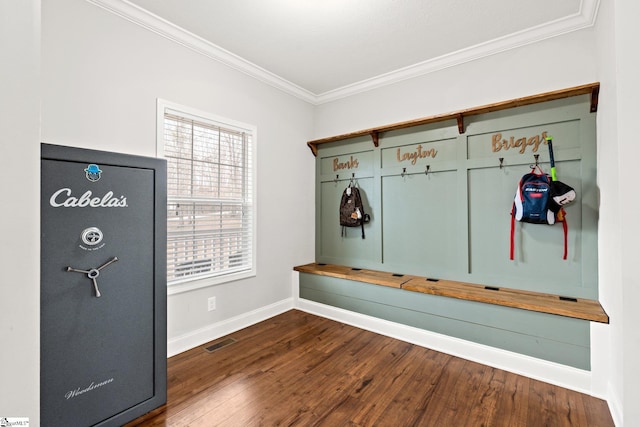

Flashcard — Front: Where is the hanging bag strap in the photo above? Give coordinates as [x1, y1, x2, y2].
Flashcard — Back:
[510, 204, 516, 260]
[512, 208, 568, 261]
[561, 208, 568, 260]
[510, 196, 567, 261]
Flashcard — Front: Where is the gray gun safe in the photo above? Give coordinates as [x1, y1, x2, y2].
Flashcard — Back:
[41, 144, 167, 426]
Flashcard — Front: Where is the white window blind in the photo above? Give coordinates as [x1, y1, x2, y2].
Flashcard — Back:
[161, 105, 255, 286]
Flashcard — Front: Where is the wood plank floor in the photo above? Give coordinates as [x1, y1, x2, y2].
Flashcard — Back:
[126, 310, 614, 427]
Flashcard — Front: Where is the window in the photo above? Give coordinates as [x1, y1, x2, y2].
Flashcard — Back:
[157, 100, 256, 291]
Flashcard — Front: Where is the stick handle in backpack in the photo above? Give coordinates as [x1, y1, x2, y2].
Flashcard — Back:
[546, 135, 565, 222]
[546, 136, 557, 181]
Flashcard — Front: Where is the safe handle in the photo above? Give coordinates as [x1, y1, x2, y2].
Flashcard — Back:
[66, 256, 119, 297]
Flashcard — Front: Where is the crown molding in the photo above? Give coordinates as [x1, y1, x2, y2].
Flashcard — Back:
[86, 0, 599, 106]
[85, 0, 318, 104]
[316, 0, 600, 104]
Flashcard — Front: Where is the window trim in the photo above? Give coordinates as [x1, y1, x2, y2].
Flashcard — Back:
[156, 99, 257, 295]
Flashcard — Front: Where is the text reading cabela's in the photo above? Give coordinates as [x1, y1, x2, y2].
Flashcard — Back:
[49, 188, 128, 208]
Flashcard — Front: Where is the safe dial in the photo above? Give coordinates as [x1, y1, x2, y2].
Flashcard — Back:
[81, 227, 103, 246]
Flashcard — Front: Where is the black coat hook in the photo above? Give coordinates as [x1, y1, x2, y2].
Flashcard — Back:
[499, 158, 504, 169]
[529, 154, 541, 170]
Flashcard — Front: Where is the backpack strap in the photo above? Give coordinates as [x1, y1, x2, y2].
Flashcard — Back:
[561, 208, 568, 260]
[511, 206, 568, 260]
[510, 203, 516, 260]
[361, 221, 365, 239]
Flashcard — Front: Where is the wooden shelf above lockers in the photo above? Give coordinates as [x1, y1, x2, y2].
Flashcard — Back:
[306, 82, 600, 156]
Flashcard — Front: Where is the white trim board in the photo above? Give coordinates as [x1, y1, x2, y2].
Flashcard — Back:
[86, 0, 600, 105]
[167, 298, 294, 357]
[606, 383, 622, 427]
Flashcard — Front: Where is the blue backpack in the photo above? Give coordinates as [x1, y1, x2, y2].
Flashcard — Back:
[510, 168, 568, 260]
[513, 171, 555, 225]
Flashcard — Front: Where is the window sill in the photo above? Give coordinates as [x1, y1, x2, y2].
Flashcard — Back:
[167, 270, 256, 295]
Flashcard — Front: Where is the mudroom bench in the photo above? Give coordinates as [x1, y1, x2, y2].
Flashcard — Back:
[294, 263, 608, 324]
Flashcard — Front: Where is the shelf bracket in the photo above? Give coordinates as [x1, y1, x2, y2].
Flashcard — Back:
[456, 114, 465, 134]
[307, 141, 318, 157]
[370, 131, 379, 147]
[590, 85, 600, 113]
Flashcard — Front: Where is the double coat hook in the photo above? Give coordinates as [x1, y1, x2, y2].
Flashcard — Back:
[529, 154, 540, 169]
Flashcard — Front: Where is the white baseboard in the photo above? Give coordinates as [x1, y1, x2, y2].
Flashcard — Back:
[607, 382, 623, 427]
[167, 298, 294, 357]
[295, 298, 594, 396]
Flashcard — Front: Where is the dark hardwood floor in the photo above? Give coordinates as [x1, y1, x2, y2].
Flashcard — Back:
[126, 310, 614, 426]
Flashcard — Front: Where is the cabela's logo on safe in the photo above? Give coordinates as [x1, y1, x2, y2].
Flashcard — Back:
[84, 164, 102, 182]
[48, 163, 128, 208]
[49, 189, 128, 208]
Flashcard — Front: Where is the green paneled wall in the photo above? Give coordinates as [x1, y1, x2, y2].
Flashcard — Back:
[309, 95, 598, 369]
[299, 273, 590, 369]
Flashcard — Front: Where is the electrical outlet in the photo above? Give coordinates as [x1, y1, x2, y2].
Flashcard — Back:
[207, 296, 216, 311]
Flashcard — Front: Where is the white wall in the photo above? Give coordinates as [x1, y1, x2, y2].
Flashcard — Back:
[0, 0, 41, 423]
[313, 29, 598, 139]
[601, 1, 640, 425]
[592, 0, 623, 423]
[41, 0, 316, 353]
[1, 0, 315, 423]
[591, 0, 621, 422]
[616, 0, 640, 419]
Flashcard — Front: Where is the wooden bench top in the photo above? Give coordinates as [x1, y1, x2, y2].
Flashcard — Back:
[294, 263, 608, 323]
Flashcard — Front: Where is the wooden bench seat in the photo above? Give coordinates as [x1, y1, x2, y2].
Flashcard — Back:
[294, 263, 609, 323]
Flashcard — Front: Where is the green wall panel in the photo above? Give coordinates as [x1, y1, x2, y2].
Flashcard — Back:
[381, 137, 458, 169]
[319, 177, 377, 265]
[300, 273, 590, 370]
[467, 160, 592, 297]
[320, 149, 374, 177]
[310, 95, 597, 369]
[381, 171, 459, 277]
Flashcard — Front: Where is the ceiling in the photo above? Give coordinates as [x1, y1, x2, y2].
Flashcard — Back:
[94, 0, 599, 103]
